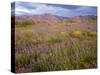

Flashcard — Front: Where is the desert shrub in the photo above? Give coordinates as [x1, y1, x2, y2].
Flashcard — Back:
[66, 20, 77, 23]
[32, 34, 44, 44]
[15, 18, 97, 72]
[15, 31, 45, 54]
[16, 50, 40, 68]
[15, 20, 35, 27]
[16, 54, 34, 67]
[82, 18, 97, 25]
[83, 31, 97, 37]
[76, 44, 97, 68]
[88, 31, 97, 36]
[69, 30, 83, 37]
[83, 36, 94, 42]
[47, 32, 68, 43]
[16, 35, 97, 72]
[48, 31, 69, 43]
[31, 44, 68, 72]
[15, 30, 34, 51]
[47, 35, 62, 43]
[31, 40, 97, 72]
[65, 41, 97, 69]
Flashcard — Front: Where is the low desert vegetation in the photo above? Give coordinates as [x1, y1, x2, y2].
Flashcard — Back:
[69, 30, 83, 37]
[15, 20, 35, 27]
[66, 20, 77, 23]
[14, 16, 97, 73]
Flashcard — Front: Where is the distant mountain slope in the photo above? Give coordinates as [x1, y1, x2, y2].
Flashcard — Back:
[15, 14, 60, 24]
[54, 15, 69, 20]
[14, 14, 97, 26]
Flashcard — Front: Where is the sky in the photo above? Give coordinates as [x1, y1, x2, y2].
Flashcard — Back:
[11, 1, 97, 17]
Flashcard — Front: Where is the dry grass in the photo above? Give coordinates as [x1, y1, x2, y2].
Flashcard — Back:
[15, 18, 97, 73]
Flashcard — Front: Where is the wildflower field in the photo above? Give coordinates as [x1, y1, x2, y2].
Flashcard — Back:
[14, 17, 97, 73]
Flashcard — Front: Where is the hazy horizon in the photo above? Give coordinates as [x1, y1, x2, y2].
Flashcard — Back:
[11, 2, 97, 17]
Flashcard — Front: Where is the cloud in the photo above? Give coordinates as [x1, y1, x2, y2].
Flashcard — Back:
[75, 6, 97, 14]
[12, 2, 97, 17]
